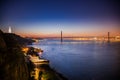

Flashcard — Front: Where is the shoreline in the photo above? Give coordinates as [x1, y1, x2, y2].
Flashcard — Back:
[23, 47, 68, 80]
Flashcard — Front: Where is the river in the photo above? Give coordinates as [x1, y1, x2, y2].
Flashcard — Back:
[29, 39, 120, 80]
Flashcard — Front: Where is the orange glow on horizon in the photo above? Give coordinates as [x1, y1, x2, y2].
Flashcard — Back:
[15, 23, 120, 38]
[17, 31, 120, 38]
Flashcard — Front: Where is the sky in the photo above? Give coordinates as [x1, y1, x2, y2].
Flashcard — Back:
[0, 0, 120, 37]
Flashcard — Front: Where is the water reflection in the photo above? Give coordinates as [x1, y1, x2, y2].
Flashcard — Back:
[30, 39, 120, 80]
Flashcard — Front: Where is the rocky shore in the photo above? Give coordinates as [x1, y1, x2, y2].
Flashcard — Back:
[22, 46, 68, 80]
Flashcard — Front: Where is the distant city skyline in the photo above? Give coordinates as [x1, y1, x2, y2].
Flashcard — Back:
[0, 0, 120, 37]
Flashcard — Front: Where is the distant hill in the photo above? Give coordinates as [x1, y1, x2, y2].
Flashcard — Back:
[3, 33, 34, 47]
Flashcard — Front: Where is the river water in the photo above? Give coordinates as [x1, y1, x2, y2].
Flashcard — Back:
[29, 39, 120, 80]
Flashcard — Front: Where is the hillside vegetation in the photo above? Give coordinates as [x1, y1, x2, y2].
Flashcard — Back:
[0, 30, 34, 80]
